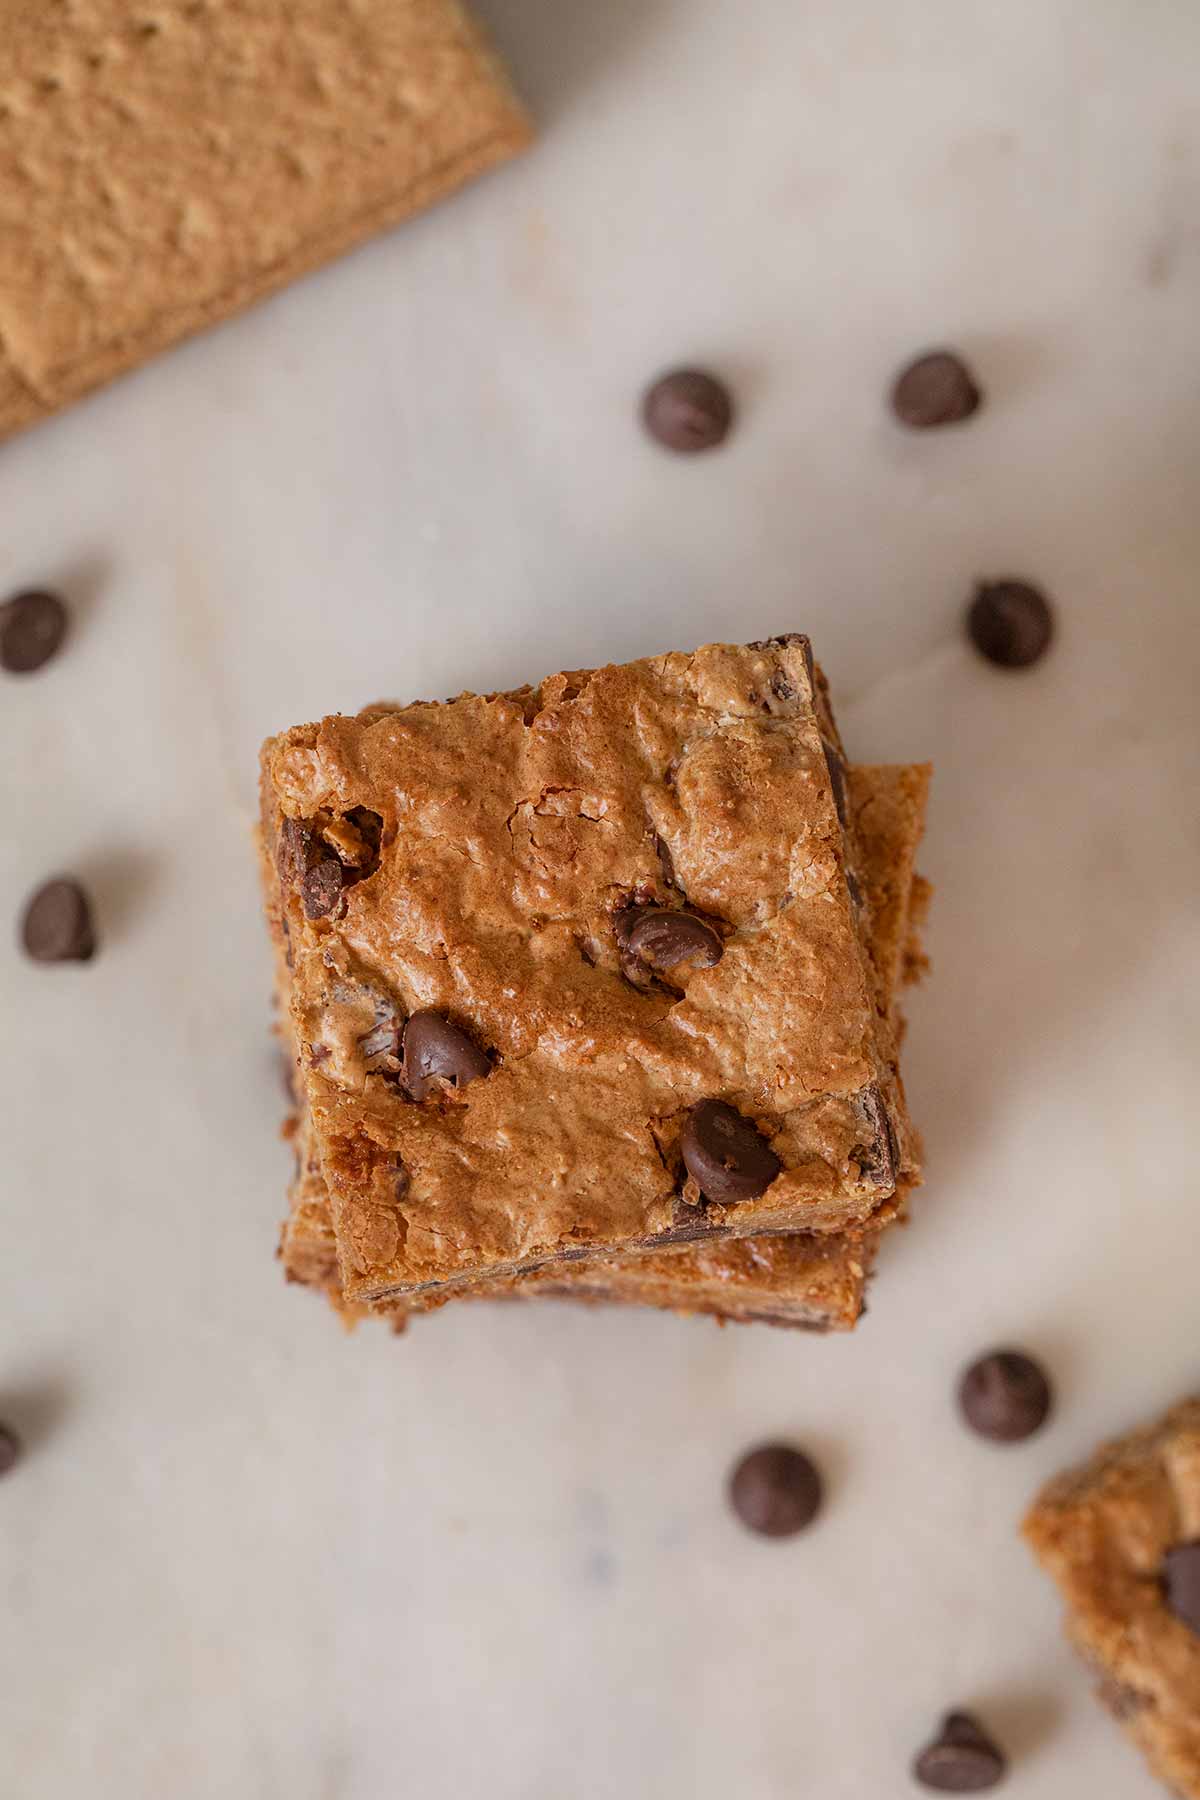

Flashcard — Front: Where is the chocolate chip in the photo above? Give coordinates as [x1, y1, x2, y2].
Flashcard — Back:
[642, 368, 733, 453]
[851, 1084, 898, 1189]
[1096, 1675, 1150, 1721]
[276, 817, 312, 883]
[1164, 1541, 1200, 1636]
[623, 907, 723, 976]
[402, 1010, 491, 1102]
[891, 351, 982, 429]
[958, 1350, 1052, 1443]
[729, 1444, 822, 1537]
[913, 1712, 1006, 1792]
[821, 738, 848, 826]
[300, 859, 343, 920]
[0, 589, 69, 674]
[20, 878, 96, 963]
[680, 1100, 781, 1204]
[967, 581, 1053, 669]
[0, 1423, 20, 1477]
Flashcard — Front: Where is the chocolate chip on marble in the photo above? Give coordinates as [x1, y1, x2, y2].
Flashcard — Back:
[623, 907, 723, 976]
[913, 1712, 1006, 1792]
[402, 1011, 491, 1102]
[729, 1444, 822, 1538]
[0, 1423, 21, 1477]
[967, 580, 1054, 669]
[1164, 1542, 1200, 1636]
[642, 368, 733, 453]
[891, 351, 982, 429]
[680, 1100, 781, 1204]
[0, 589, 69, 674]
[821, 738, 848, 826]
[20, 878, 96, 963]
[958, 1350, 1052, 1443]
[300, 858, 343, 920]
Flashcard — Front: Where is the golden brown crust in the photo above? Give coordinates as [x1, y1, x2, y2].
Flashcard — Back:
[261, 641, 914, 1301]
[274, 759, 930, 1332]
[0, 0, 530, 442]
[1023, 1398, 1200, 1797]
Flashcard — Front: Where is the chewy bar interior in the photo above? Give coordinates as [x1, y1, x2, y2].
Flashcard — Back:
[263, 638, 911, 1303]
[1024, 1398, 1200, 1799]
[0, 0, 530, 443]
[275, 759, 929, 1333]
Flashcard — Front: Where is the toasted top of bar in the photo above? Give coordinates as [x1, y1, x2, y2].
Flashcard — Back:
[262, 639, 906, 1300]
[0, 0, 529, 419]
[1024, 1397, 1200, 1792]
[276, 759, 930, 1333]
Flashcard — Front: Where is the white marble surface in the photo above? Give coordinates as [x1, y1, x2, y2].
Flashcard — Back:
[2, 1, 1199, 1794]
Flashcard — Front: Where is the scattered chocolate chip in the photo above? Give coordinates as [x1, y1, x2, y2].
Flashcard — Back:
[0, 1423, 20, 1477]
[769, 671, 796, 702]
[276, 817, 312, 883]
[1164, 1542, 1200, 1636]
[821, 738, 848, 826]
[958, 1350, 1052, 1443]
[623, 907, 723, 976]
[967, 580, 1053, 669]
[891, 351, 982, 429]
[913, 1712, 1006, 1792]
[20, 878, 96, 963]
[681, 1099, 781, 1204]
[0, 589, 69, 674]
[403, 1010, 491, 1101]
[642, 368, 733, 453]
[300, 858, 343, 920]
[729, 1444, 822, 1537]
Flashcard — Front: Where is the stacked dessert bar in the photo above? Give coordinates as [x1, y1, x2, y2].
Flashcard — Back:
[258, 637, 930, 1334]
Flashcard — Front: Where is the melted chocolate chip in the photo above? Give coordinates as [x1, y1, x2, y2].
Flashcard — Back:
[0, 1423, 21, 1477]
[850, 1084, 898, 1190]
[277, 817, 313, 883]
[680, 1100, 781, 1204]
[20, 878, 96, 963]
[892, 351, 982, 429]
[729, 1444, 822, 1537]
[642, 368, 733, 453]
[967, 580, 1054, 669]
[958, 1350, 1052, 1443]
[913, 1713, 1006, 1792]
[301, 859, 343, 920]
[0, 589, 69, 674]
[821, 738, 848, 826]
[623, 907, 723, 976]
[1164, 1541, 1200, 1636]
[403, 1011, 491, 1101]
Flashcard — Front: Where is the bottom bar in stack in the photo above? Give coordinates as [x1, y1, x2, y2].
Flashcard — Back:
[276, 762, 931, 1334]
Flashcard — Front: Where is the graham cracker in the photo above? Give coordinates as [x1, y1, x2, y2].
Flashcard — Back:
[0, 0, 530, 442]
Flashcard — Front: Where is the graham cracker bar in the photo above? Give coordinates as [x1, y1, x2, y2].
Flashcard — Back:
[1024, 1398, 1200, 1798]
[276, 761, 930, 1332]
[0, 0, 530, 443]
[261, 639, 916, 1303]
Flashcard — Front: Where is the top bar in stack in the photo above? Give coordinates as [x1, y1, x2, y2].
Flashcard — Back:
[259, 637, 914, 1305]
